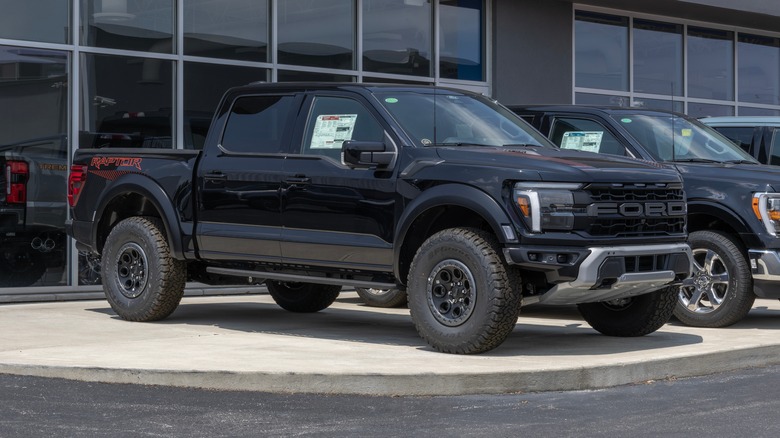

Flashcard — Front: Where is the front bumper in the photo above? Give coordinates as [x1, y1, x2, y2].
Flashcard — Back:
[749, 250, 780, 298]
[505, 243, 693, 305]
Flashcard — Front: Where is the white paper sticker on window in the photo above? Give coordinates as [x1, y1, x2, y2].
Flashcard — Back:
[560, 131, 603, 153]
[310, 114, 358, 149]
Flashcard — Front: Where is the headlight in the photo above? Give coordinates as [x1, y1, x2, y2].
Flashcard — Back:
[753, 193, 780, 236]
[514, 182, 581, 232]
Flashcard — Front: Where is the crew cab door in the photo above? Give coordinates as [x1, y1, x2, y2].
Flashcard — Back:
[280, 93, 397, 272]
[195, 93, 300, 262]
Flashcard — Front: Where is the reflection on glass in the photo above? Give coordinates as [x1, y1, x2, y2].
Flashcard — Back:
[739, 106, 780, 116]
[633, 19, 683, 96]
[0, 1, 69, 43]
[688, 27, 734, 100]
[0, 46, 69, 288]
[439, 0, 484, 81]
[80, 54, 173, 149]
[277, 0, 353, 69]
[687, 102, 734, 118]
[184, 0, 269, 62]
[362, 0, 431, 77]
[81, 0, 174, 53]
[277, 70, 354, 82]
[575, 11, 629, 91]
[738, 34, 780, 105]
[184, 62, 268, 149]
[575, 92, 629, 107]
[632, 98, 684, 113]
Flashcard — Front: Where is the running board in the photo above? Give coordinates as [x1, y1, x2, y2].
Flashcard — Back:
[206, 267, 397, 290]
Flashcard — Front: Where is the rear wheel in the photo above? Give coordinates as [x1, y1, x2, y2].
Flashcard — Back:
[407, 228, 521, 354]
[101, 217, 186, 321]
[355, 287, 407, 308]
[673, 230, 754, 327]
[266, 281, 341, 313]
[578, 286, 677, 337]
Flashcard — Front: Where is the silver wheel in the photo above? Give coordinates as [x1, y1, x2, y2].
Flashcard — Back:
[678, 248, 730, 314]
[426, 259, 476, 327]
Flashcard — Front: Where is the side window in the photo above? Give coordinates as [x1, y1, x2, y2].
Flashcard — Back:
[550, 117, 627, 157]
[770, 128, 780, 166]
[302, 96, 384, 161]
[220, 95, 295, 154]
[711, 126, 754, 153]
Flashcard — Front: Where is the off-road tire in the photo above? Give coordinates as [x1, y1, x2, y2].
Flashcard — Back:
[407, 228, 522, 354]
[673, 230, 754, 327]
[101, 216, 186, 321]
[355, 287, 407, 308]
[577, 286, 677, 337]
[266, 281, 341, 313]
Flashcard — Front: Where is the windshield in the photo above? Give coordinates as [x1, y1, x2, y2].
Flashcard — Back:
[613, 113, 757, 163]
[373, 90, 551, 148]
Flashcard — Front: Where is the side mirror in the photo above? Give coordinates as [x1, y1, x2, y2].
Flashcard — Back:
[342, 140, 395, 169]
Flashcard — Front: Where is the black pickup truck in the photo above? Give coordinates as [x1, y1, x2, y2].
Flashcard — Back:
[513, 105, 780, 328]
[66, 83, 693, 354]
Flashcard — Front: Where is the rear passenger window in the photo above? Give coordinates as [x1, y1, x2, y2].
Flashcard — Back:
[221, 95, 295, 154]
[770, 129, 780, 165]
[301, 96, 384, 162]
[550, 117, 627, 157]
[711, 126, 754, 153]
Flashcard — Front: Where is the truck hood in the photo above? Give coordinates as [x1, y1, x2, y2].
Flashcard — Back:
[434, 146, 681, 184]
[676, 162, 780, 193]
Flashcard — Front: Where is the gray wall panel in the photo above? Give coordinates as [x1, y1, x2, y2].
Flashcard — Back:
[493, 0, 573, 105]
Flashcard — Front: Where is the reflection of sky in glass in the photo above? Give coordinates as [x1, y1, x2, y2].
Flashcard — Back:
[688, 27, 734, 100]
[0, 1, 69, 43]
[575, 12, 629, 91]
[633, 20, 683, 96]
[738, 34, 780, 105]
[184, 0, 268, 45]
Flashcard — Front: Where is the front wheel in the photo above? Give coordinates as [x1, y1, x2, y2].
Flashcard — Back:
[266, 281, 341, 313]
[101, 217, 186, 321]
[577, 286, 677, 337]
[407, 228, 522, 354]
[673, 230, 754, 327]
[355, 287, 407, 308]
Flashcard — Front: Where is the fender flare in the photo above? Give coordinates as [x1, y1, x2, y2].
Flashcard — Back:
[687, 199, 759, 247]
[393, 184, 514, 278]
[93, 173, 186, 259]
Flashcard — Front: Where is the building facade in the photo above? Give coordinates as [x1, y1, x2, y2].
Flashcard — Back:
[1, 0, 779, 301]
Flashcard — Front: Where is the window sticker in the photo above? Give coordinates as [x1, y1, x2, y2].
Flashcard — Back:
[560, 131, 604, 153]
[310, 114, 358, 149]
[681, 128, 692, 137]
[621, 118, 632, 123]
[385, 97, 398, 103]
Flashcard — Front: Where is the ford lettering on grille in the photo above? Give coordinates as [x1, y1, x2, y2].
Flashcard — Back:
[586, 201, 687, 217]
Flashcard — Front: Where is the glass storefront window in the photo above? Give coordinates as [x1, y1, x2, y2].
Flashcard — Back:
[277, 0, 354, 69]
[0, 46, 69, 288]
[739, 107, 780, 116]
[688, 27, 734, 100]
[80, 53, 174, 149]
[277, 70, 354, 82]
[575, 92, 630, 107]
[362, 0, 432, 77]
[632, 97, 684, 113]
[184, 62, 268, 149]
[687, 102, 734, 117]
[633, 19, 683, 96]
[575, 11, 629, 92]
[738, 33, 780, 106]
[439, 0, 484, 81]
[0, 1, 69, 44]
[81, 0, 174, 53]
[184, 0, 269, 62]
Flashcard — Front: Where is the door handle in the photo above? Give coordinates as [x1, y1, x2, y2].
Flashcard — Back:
[285, 176, 311, 185]
[204, 171, 227, 181]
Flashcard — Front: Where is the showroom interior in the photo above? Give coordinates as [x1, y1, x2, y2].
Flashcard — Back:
[1, 0, 779, 301]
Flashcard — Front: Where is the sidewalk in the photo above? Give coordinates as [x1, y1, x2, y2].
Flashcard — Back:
[1, 291, 779, 396]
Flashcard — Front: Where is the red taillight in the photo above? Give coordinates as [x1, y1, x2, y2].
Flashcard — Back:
[68, 164, 88, 207]
[5, 160, 28, 204]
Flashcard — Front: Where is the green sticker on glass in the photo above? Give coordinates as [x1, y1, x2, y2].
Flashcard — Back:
[385, 97, 398, 103]
[621, 118, 632, 123]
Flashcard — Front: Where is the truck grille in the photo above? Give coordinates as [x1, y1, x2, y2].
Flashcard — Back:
[583, 183, 686, 237]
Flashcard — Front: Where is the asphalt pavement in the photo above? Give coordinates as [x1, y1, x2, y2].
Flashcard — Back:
[1, 290, 780, 396]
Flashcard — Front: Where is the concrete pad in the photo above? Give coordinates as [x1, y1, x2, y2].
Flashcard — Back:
[1, 291, 780, 395]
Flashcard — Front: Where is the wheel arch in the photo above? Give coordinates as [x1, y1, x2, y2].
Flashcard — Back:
[93, 173, 185, 259]
[394, 184, 513, 286]
[687, 200, 758, 249]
